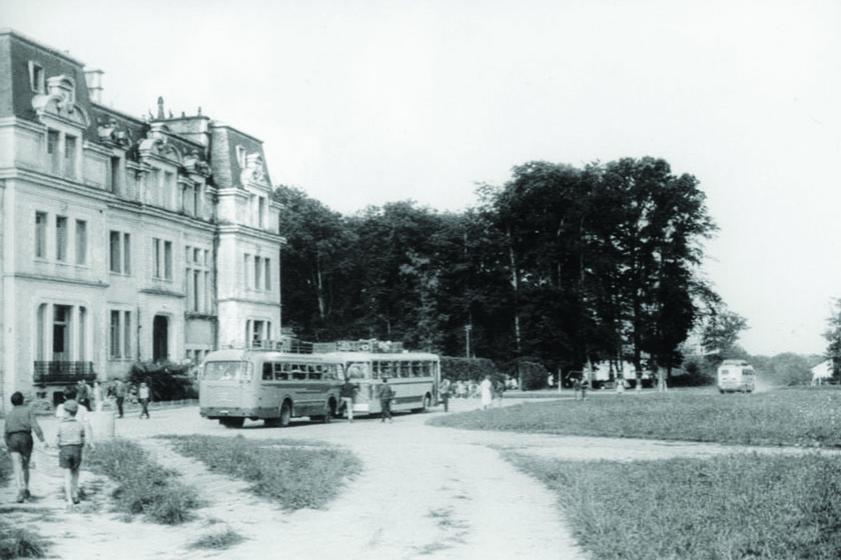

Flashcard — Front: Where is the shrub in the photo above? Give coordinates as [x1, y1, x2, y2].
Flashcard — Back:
[129, 362, 197, 401]
[505, 359, 548, 390]
[86, 439, 201, 524]
[189, 529, 245, 550]
[440, 356, 497, 382]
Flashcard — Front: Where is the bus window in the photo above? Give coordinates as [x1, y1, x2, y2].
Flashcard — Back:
[204, 361, 244, 381]
[400, 362, 411, 378]
[347, 363, 369, 380]
[420, 362, 431, 376]
[411, 362, 422, 377]
[262, 362, 273, 381]
[274, 363, 289, 381]
[292, 366, 307, 380]
[379, 362, 393, 379]
[324, 364, 338, 380]
[310, 365, 323, 380]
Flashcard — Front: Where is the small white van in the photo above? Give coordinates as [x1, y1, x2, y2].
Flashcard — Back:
[716, 360, 756, 394]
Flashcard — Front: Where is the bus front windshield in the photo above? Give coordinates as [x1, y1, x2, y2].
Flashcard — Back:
[204, 361, 249, 381]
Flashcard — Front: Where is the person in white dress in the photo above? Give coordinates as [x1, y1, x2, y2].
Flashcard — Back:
[480, 376, 493, 409]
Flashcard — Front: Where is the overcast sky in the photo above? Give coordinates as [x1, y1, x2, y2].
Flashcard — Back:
[3, 0, 840, 356]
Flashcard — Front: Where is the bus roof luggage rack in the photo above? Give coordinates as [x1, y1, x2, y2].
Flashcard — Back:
[248, 339, 314, 353]
[312, 339, 404, 353]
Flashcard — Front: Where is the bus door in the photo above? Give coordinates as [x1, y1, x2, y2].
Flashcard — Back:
[346, 361, 374, 412]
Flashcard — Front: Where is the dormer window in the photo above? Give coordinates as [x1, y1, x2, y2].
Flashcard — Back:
[28, 61, 45, 94]
[236, 145, 247, 168]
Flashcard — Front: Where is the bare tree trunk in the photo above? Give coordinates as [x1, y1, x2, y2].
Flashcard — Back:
[506, 226, 522, 353]
[315, 252, 326, 320]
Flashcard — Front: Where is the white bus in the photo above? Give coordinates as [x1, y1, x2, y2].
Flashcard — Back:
[325, 351, 440, 415]
[199, 349, 343, 428]
[717, 359, 756, 394]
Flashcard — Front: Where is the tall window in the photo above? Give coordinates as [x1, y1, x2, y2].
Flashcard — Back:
[264, 258, 271, 291]
[110, 310, 121, 358]
[164, 241, 172, 280]
[110, 231, 131, 274]
[35, 212, 47, 258]
[47, 130, 60, 174]
[258, 197, 266, 228]
[186, 245, 211, 313]
[64, 135, 77, 179]
[254, 256, 262, 290]
[124, 311, 131, 358]
[108, 156, 121, 193]
[55, 216, 68, 261]
[153, 238, 173, 280]
[110, 310, 132, 359]
[243, 254, 251, 288]
[75, 220, 87, 265]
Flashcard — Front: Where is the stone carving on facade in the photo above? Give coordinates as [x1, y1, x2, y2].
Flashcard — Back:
[96, 117, 133, 148]
[240, 153, 267, 187]
[184, 149, 211, 177]
[31, 74, 89, 127]
[138, 123, 180, 164]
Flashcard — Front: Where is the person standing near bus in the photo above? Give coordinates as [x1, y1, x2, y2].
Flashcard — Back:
[480, 375, 493, 410]
[113, 379, 126, 418]
[4, 392, 47, 503]
[439, 377, 451, 412]
[138, 380, 151, 419]
[339, 378, 358, 423]
[378, 377, 395, 423]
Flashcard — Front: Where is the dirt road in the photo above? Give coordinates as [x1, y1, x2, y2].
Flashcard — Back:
[2, 397, 811, 560]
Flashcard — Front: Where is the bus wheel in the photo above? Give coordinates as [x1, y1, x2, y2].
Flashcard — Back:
[279, 401, 292, 427]
[220, 418, 244, 429]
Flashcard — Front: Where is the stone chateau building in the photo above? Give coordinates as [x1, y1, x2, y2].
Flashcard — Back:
[0, 30, 284, 411]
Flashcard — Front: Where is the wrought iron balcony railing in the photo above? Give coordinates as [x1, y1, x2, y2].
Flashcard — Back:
[33, 361, 97, 384]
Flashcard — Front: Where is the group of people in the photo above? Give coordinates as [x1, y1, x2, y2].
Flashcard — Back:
[3, 390, 93, 510]
[3, 377, 155, 510]
[438, 375, 507, 412]
[68, 378, 152, 419]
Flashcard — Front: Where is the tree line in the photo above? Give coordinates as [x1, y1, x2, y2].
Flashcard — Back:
[274, 156, 739, 383]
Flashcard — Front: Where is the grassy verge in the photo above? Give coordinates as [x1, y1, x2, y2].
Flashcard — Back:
[431, 388, 841, 447]
[0, 452, 10, 486]
[1, 452, 49, 559]
[163, 435, 362, 510]
[188, 528, 245, 551]
[508, 452, 841, 560]
[0, 520, 47, 559]
[85, 439, 201, 524]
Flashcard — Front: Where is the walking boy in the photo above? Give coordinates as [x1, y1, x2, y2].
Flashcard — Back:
[3, 391, 47, 503]
[56, 400, 92, 509]
[378, 377, 395, 423]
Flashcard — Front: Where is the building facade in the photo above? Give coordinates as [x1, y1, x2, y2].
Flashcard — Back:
[0, 30, 284, 411]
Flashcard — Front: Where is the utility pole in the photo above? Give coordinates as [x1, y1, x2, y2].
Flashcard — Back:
[465, 324, 472, 358]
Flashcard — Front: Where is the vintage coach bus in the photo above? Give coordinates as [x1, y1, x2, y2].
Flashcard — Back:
[198, 349, 343, 428]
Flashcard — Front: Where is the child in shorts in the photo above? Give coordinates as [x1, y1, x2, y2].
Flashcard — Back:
[56, 399, 90, 508]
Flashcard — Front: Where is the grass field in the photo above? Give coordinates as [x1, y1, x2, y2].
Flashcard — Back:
[1, 452, 48, 558]
[509, 452, 841, 560]
[163, 435, 362, 510]
[431, 387, 841, 447]
[86, 439, 202, 524]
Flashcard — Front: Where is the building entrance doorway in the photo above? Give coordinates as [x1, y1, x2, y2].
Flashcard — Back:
[153, 315, 169, 362]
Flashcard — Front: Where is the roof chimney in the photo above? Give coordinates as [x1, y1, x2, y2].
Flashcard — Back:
[84, 69, 104, 103]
